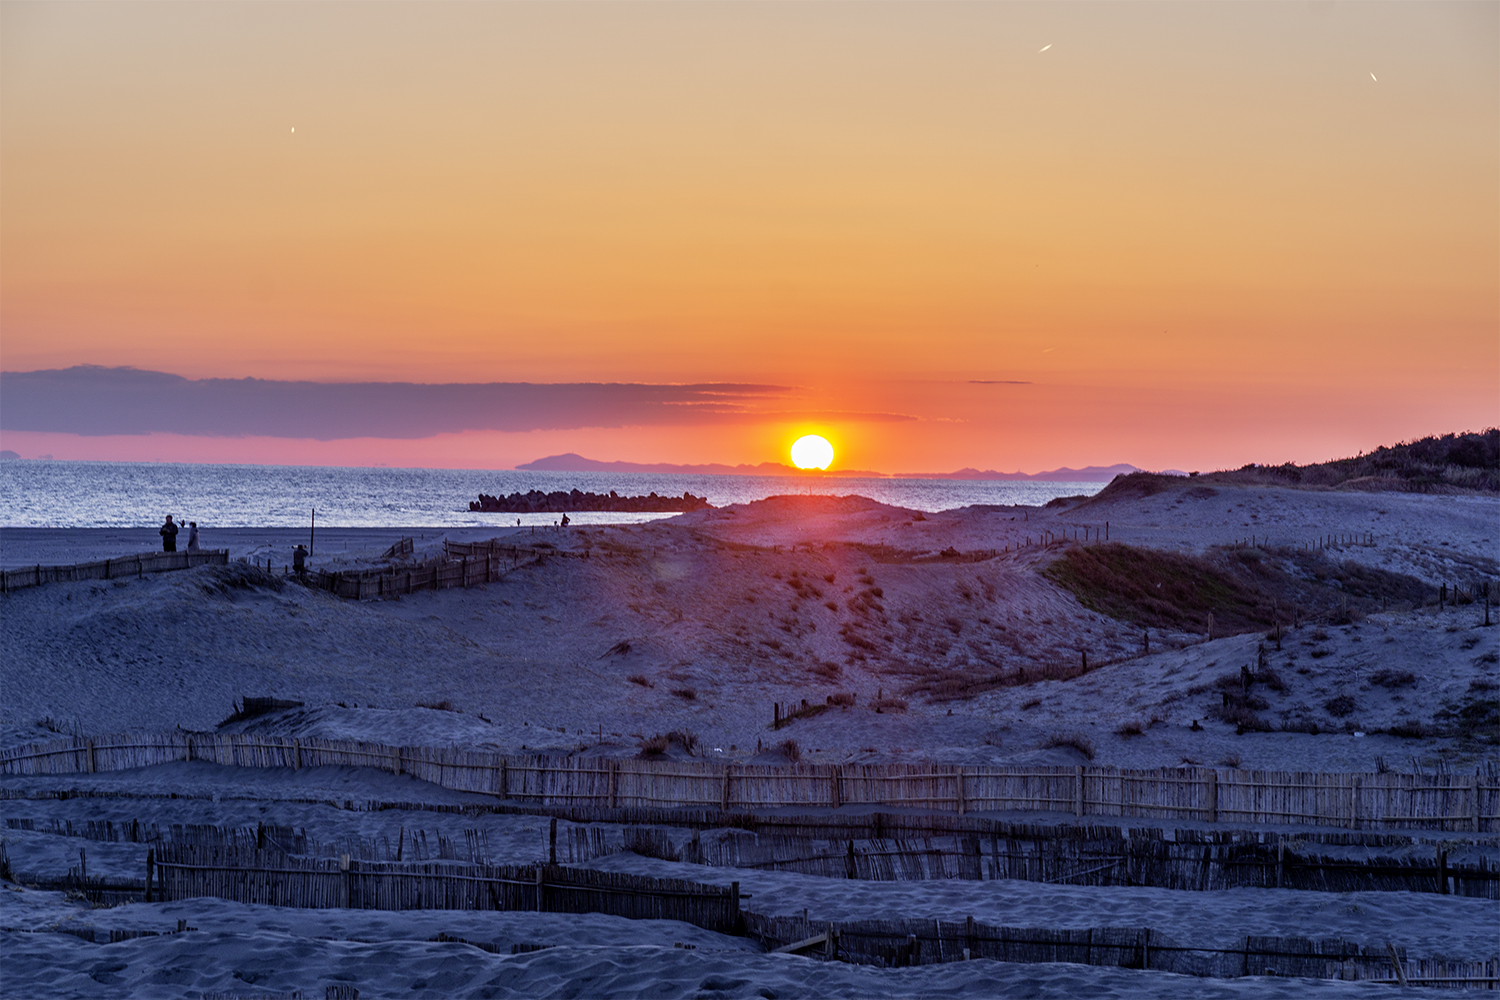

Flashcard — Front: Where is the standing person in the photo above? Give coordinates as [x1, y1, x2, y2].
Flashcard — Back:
[293, 543, 308, 582]
[186, 521, 201, 552]
[160, 515, 179, 552]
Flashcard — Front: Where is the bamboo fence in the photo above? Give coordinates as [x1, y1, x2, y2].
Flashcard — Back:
[745, 913, 1498, 988]
[0, 550, 229, 593]
[568, 823, 1498, 897]
[14, 814, 1492, 898]
[5, 817, 496, 867]
[2, 732, 1496, 833]
[305, 545, 545, 600]
[150, 846, 741, 932]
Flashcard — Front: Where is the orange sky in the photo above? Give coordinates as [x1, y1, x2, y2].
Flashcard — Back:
[2, 2, 1495, 473]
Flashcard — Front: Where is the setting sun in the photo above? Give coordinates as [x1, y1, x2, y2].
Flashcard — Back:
[790, 434, 834, 470]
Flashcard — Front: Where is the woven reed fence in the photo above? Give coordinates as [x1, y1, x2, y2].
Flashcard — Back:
[569, 824, 1498, 898]
[443, 539, 574, 560]
[745, 913, 1498, 987]
[0, 550, 229, 593]
[150, 846, 741, 933]
[305, 545, 545, 600]
[4, 817, 495, 867]
[2, 732, 1496, 833]
[14, 813, 1492, 898]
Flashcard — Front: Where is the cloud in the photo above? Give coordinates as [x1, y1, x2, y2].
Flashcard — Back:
[0, 366, 911, 440]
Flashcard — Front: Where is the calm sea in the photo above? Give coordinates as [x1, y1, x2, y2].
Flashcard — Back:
[0, 460, 1105, 528]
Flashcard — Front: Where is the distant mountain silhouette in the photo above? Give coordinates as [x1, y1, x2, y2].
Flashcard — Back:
[891, 463, 1144, 482]
[519, 454, 1147, 481]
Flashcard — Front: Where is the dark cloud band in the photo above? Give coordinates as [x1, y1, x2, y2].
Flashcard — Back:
[0, 366, 911, 440]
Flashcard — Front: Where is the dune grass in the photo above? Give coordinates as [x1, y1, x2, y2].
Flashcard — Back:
[1043, 542, 1431, 636]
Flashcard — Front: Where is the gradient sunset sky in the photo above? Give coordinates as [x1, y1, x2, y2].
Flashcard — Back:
[2, 2, 1495, 473]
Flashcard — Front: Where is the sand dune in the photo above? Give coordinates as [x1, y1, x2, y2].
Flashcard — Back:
[2, 484, 1495, 996]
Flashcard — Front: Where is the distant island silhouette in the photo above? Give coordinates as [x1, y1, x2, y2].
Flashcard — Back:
[517, 453, 1146, 481]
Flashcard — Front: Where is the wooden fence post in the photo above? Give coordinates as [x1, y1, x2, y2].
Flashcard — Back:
[1074, 766, 1085, 817]
[723, 767, 732, 811]
[955, 767, 966, 815]
[1386, 942, 1409, 987]
[1474, 776, 1483, 833]
[1205, 769, 1218, 823]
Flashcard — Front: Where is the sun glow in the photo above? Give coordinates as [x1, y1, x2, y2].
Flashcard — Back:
[790, 434, 834, 470]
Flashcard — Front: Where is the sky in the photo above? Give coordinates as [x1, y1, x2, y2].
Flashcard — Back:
[1, 2, 1495, 474]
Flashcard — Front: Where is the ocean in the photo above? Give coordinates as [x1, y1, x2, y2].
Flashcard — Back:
[0, 460, 1106, 528]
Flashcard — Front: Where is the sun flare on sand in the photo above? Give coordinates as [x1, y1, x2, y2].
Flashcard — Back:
[790, 434, 834, 470]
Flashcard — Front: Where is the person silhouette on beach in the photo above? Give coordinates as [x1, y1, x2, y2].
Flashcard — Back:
[160, 515, 179, 553]
[561, 513, 570, 528]
[293, 544, 308, 582]
[186, 522, 200, 552]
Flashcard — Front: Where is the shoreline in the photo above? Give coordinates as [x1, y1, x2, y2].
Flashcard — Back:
[0, 525, 572, 571]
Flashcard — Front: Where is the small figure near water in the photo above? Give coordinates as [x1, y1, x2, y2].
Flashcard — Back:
[160, 515, 179, 552]
[293, 544, 308, 582]
[186, 521, 200, 552]
[561, 513, 570, 527]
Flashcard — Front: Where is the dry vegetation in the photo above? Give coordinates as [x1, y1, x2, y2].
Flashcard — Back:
[1205, 429, 1500, 493]
[638, 730, 699, 757]
[1039, 730, 1096, 759]
[1043, 542, 1432, 637]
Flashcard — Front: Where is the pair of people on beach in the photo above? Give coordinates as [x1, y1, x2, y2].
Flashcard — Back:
[160, 515, 199, 553]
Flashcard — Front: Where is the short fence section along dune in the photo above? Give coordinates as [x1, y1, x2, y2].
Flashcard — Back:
[2, 732, 1496, 835]
[746, 913, 1498, 987]
[150, 845, 741, 933]
[567, 823, 1497, 898]
[0, 550, 229, 593]
[13, 813, 1491, 900]
[305, 542, 549, 600]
